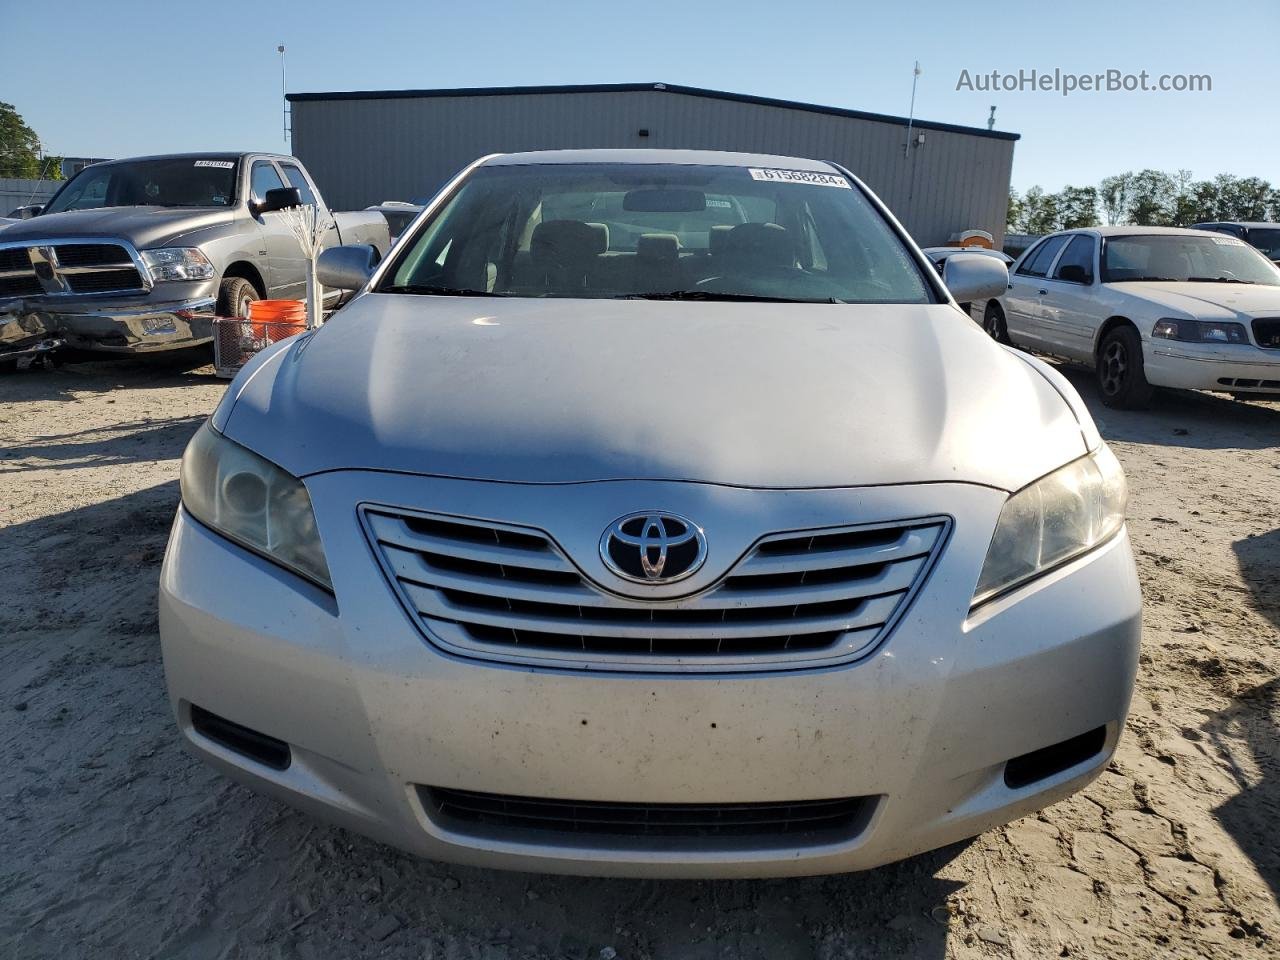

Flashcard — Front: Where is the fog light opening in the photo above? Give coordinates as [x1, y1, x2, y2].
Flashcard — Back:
[1003, 726, 1107, 790]
[190, 704, 291, 770]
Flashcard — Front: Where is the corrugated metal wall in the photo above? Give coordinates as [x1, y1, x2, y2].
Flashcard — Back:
[290, 89, 1014, 246]
[0, 178, 59, 213]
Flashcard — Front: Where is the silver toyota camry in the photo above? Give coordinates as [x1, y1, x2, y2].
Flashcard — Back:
[160, 149, 1141, 878]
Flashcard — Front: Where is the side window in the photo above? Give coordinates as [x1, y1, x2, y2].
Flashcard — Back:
[1051, 235, 1096, 283]
[250, 161, 286, 203]
[1016, 235, 1068, 278]
[58, 170, 111, 210]
[279, 163, 317, 205]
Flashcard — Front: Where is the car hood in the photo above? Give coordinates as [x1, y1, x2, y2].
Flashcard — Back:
[1115, 281, 1280, 320]
[0, 206, 235, 249]
[219, 295, 1090, 491]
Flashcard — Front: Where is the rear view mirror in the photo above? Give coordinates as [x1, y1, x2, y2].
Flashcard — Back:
[943, 252, 1009, 303]
[623, 189, 706, 213]
[253, 186, 302, 217]
[317, 243, 381, 292]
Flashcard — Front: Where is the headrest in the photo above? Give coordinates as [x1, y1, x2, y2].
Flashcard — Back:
[708, 224, 733, 256]
[719, 222, 794, 269]
[531, 220, 609, 263]
[636, 233, 680, 261]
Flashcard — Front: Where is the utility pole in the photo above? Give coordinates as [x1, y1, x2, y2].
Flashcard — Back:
[278, 43, 288, 146]
[904, 61, 921, 157]
[987, 105, 997, 131]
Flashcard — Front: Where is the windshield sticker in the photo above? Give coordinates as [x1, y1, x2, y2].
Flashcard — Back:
[1208, 235, 1245, 245]
[194, 160, 235, 169]
[748, 168, 851, 188]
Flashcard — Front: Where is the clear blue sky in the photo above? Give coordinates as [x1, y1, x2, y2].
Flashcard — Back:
[3, 0, 1276, 194]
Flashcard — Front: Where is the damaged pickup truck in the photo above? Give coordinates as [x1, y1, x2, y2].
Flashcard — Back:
[0, 152, 388, 360]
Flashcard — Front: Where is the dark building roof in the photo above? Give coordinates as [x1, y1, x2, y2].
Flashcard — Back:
[286, 81, 1020, 142]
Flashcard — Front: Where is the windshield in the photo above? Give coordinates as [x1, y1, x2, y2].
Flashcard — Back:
[1247, 228, 1280, 261]
[1102, 234, 1280, 285]
[43, 158, 239, 213]
[379, 162, 936, 303]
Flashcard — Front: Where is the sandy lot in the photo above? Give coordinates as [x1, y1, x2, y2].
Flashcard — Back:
[1, 356, 1277, 960]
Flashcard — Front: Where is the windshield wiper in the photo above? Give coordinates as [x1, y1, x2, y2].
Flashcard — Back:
[1115, 276, 1179, 282]
[381, 284, 507, 297]
[1186, 276, 1255, 284]
[613, 290, 832, 304]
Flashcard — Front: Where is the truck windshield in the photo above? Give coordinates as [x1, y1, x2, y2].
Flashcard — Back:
[43, 158, 239, 213]
[380, 163, 936, 304]
[1102, 234, 1280, 285]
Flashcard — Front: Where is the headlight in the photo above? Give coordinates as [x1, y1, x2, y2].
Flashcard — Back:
[1152, 318, 1247, 344]
[973, 445, 1126, 607]
[140, 247, 215, 282]
[180, 424, 332, 590]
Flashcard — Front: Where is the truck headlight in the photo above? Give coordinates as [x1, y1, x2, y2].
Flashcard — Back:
[180, 424, 332, 590]
[1152, 318, 1247, 344]
[972, 446, 1126, 607]
[140, 247, 215, 282]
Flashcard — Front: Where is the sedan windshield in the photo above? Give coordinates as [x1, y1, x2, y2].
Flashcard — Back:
[380, 163, 936, 303]
[43, 157, 239, 213]
[1102, 234, 1280, 285]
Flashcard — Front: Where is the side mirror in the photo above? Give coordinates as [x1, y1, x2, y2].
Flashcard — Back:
[943, 253, 1009, 304]
[1057, 264, 1091, 284]
[25, 205, 43, 218]
[253, 186, 302, 217]
[317, 244, 381, 292]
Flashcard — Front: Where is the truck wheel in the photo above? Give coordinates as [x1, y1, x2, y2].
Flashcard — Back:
[218, 276, 260, 319]
[1096, 326, 1153, 409]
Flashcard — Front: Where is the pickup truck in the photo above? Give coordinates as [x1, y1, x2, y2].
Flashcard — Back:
[0, 152, 388, 357]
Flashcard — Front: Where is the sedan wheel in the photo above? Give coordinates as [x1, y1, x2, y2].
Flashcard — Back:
[982, 303, 1011, 345]
[1096, 326, 1153, 409]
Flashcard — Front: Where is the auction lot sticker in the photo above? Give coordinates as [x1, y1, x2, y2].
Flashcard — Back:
[748, 168, 850, 188]
[194, 160, 235, 169]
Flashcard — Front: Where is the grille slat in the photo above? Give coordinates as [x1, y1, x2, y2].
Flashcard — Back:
[424, 786, 873, 841]
[364, 508, 946, 671]
[0, 241, 147, 297]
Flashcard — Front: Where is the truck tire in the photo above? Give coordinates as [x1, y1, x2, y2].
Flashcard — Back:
[218, 276, 260, 319]
[1096, 325, 1153, 409]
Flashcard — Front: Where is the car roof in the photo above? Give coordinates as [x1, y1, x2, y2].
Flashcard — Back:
[482, 148, 838, 171]
[83, 152, 292, 167]
[1049, 226, 1231, 239]
[1194, 221, 1278, 229]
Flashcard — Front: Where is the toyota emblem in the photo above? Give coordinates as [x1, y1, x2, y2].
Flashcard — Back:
[599, 512, 707, 585]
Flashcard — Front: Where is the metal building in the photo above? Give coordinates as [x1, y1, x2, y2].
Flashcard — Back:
[287, 82, 1018, 246]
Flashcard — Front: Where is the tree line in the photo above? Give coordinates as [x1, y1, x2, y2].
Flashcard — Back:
[0, 102, 63, 181]
[1008, 171, 1279, 234]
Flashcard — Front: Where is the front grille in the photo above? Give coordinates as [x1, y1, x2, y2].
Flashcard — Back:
[422, 787, 874, 844]
[0, 241, 147, 298]
[363, 507, 947, 671]
[1253, 318, 1280, 349]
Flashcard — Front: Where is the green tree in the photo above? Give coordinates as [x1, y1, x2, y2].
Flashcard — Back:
[1211, 174, 1272, 221]
[1006, 189, 1023, 233]
[1127, 169, 1177, 225]
[1099, 173, 1133, 225]
[0, 102, 62, 180]
[1052, 186, 1099, 229]
[1016, 186, 1060, 234]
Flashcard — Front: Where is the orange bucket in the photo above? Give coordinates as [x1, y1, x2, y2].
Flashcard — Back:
[249, 299, 307, 341]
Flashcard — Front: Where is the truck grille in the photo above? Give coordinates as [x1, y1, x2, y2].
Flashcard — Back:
[1253, 318, 1280, 349]
[422, 787, 875, 844]
[363, 507, 947, 672]
[0, 241, 148, 298]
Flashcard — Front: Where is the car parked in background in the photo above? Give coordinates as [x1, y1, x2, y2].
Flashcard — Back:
[981, 226, 1280, 407]
[922, 246, 1014, 313]
[365, 201, 425, 243]
[1191, 222, 1280, 265]
[160, 148, 1140, 879]
[0, 153, 388, 357]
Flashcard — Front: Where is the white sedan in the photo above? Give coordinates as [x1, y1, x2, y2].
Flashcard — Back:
[980, 226, 1280, 407]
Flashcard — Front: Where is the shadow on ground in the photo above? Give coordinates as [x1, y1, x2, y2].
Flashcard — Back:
[0, 416, 207, 473]
[0, 350, 222, 403]
[1053, 363, 1280, 452]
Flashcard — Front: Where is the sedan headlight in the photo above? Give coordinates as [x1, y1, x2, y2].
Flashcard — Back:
[973, 446, 1126, 607]
[180, 424, 332, 590]
[1152, 318, 1247, 344]
[140, 247, 215, 282]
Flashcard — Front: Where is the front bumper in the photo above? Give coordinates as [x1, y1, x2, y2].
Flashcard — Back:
[3, 292, 217, 355]
[1146, 341, 1280, 392]
[159, 473, 1141, 878]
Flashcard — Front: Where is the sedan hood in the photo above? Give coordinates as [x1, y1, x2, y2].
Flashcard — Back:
[220, 295, 1089, 491]
[1, 207, 235, 249]
[1117, 281, 1280, 320]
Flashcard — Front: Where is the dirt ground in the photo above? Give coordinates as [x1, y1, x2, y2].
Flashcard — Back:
[1, 355, 1277, 960]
